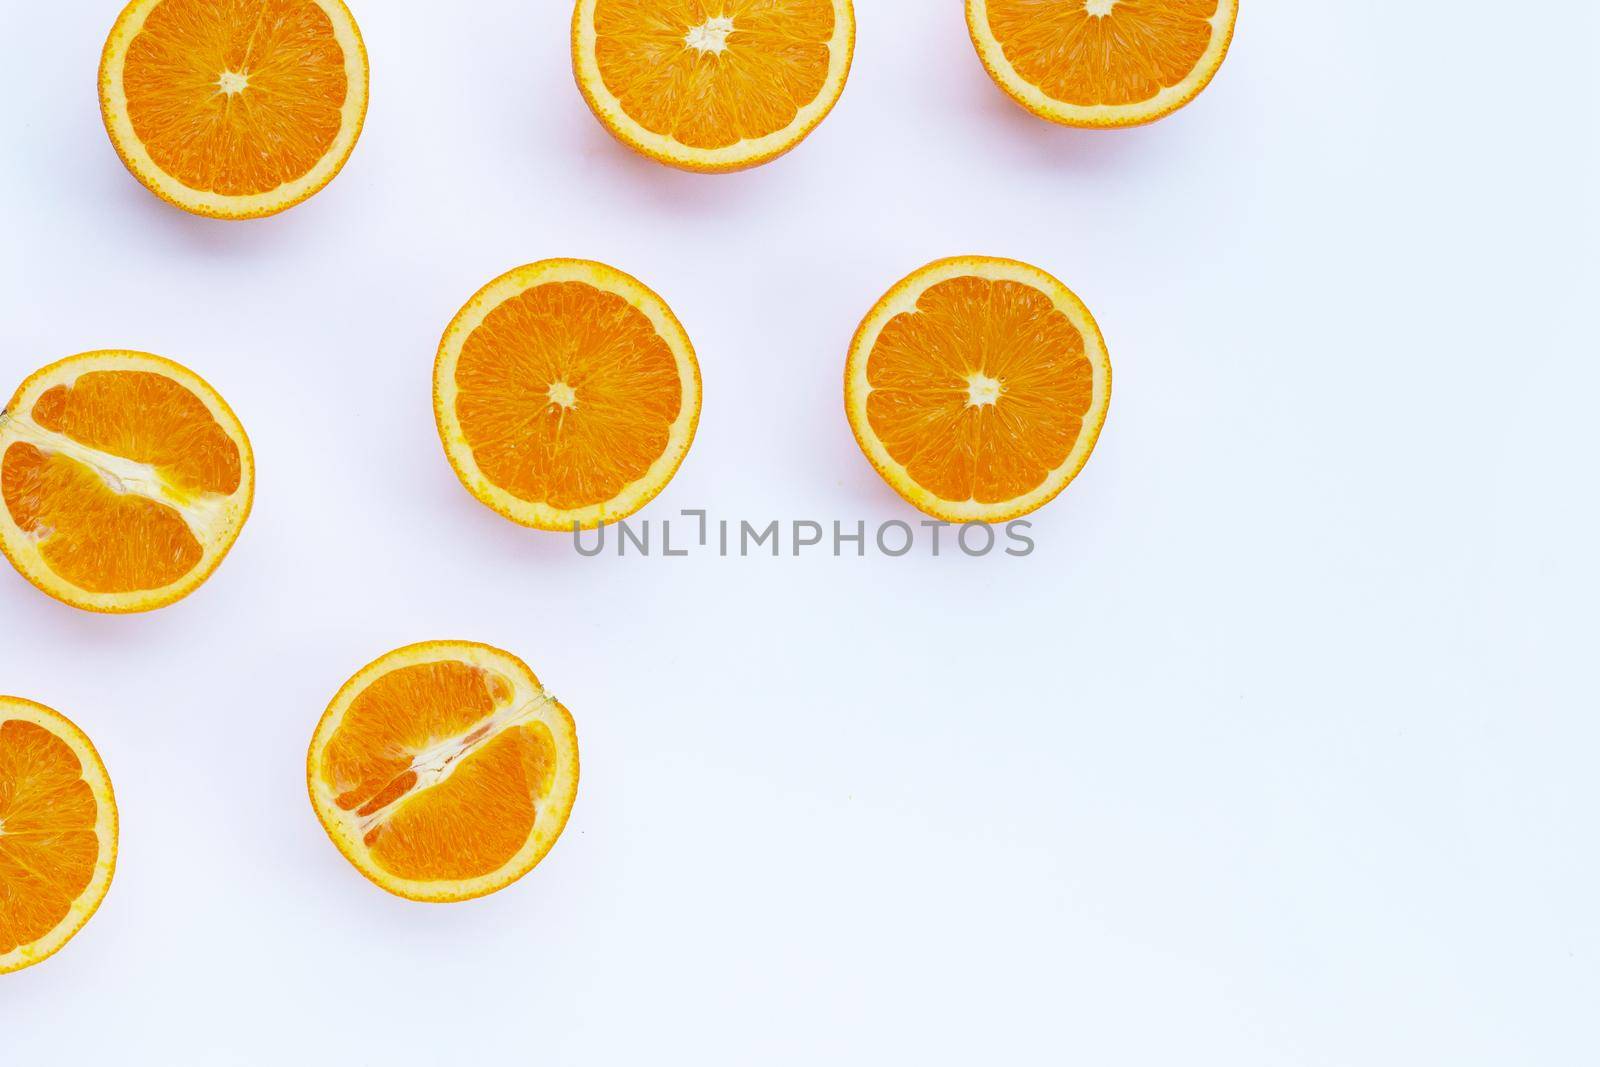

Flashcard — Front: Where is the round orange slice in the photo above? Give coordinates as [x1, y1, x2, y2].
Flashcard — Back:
[967, 0, 1239, 128]
[99, 0, 370, 219]
[845, 257, 1112, 523]
[306, 642, 580, 903]
[435, 260, 701, 531]
[1, 697, 117, 975]
[0, 351, 255, 614]
[573, 0, 856, 172]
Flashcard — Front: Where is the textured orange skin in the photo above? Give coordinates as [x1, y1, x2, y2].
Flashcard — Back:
[965, 0, 1239, 129]
[0, 351, 256, 615]
[305, 641, 580, 904]
[97, 0, 371, 220]
[433, 260, 703, 532]
[843, 256, 1112, 524]
[571, 0, 857, 173]
[0, 696, 118, 975]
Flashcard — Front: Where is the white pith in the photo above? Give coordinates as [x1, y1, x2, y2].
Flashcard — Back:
[350, 688, 561, 841]
[1085, 0, 1115, 17]
[548, 381, 578, 409]
[0, 409, 236, 549]
[216, 70, 249, 95]
[685, 16, 734, 54]
[966, 372, 1003, 407]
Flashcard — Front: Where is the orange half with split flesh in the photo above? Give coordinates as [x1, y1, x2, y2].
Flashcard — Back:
[0, 697, 118, 975]
[435, 260, 701, 532]
[0, 352, 254, 614]
[573, 0, 856, 172]
[845, 257, 1111, 523]
[100, 0, 369, 219]
[307, 642, 580, 903]
[967, 0, 1238, 128]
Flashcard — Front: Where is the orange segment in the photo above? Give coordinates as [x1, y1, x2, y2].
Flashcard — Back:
[967, 0, 1238, 128]
[845, 257, 1112, 523]
[100, 0, 369, 218]
[574, 0, 856, 171]
[435, 261, 702, 531]
[0, 697, 118, 975]
[306, 642, 580, 902]
[0, 352, 255, 614]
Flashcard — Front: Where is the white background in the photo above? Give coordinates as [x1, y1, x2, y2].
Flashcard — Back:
[2, 1, 1597, 1063]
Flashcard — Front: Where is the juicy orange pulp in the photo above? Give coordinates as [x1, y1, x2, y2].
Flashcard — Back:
[865, 276, 1095, 505]
[317, 661, 561, 882]
[120, 0, 349, 196]
[2, 371, 241, 594]
[0, 720, 102, 957]
[593, 0, 836, 149]
[984, 0, 1220, 107]
[454, 281, 684, 512]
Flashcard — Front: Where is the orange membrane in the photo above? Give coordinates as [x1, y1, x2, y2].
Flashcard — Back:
[865, 277, 1095, 504]
[0, 721, 99, 955]
[121, 0, 348, 195]
[0, 371, 240, 593]
[593, 0, 835, 148]
[984, 0, 1218, 106]
[318, 662, 560, 881]
[453, 281, 684, 511]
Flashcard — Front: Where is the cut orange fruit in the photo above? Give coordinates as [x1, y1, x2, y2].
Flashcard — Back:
[967, 0, 1238, 128]
[845, 257, 1111, 523]
[435, 260, 701, 531]
[0, 351, 255, 614]
[573, 0, 856, 172]
[0, 696, 117, 975]
[306, 642, 580, 903]
[100, 0, 369, 219]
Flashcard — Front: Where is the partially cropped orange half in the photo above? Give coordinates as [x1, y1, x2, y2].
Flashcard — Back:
[967, 0, 1238, 128]
[307, 642, 580, 903]
[573, 0, 855, 172]
[100, 0, 369, 219]
[0, 352, 255, 614]
[1, 697, 117, 975]
[435, 260, 701, 531]
[845, 257, 1111, 523]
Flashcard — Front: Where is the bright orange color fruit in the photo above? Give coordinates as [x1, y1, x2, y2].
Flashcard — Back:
[100, 0, 370, 219]
[435, 260, 702, 531]
[307, 642, 580, 903]
[0, 351, 255, 614]
[967, 0, 1238, 128]
[573, 0, 856, 172]
[845, 257, 1111, 523]
[0, 697, 117, 975]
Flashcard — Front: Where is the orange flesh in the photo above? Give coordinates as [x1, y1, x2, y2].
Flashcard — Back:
[0, 721, 100, 956]
[593, 0, 835, 149]
[865, 277, 1094, 504]
[1, 371, 239, 594]
[454, 282, 684, 511]
[121, 0, 348, 196]
[984, 0, 1218, 106]
[318, 662, 559, 882]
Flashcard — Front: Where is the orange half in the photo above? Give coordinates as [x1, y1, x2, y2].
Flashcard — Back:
[306, 642, 580, 903]
[0, 697, 118, 975]
[0, 351, 255, 614]
[100, 0, 370, 219]
[845, 257, 1111, 523]
[573, 0, 856, 172]
[967, 0, 1238, 128]
[435, 260, 702, 531]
